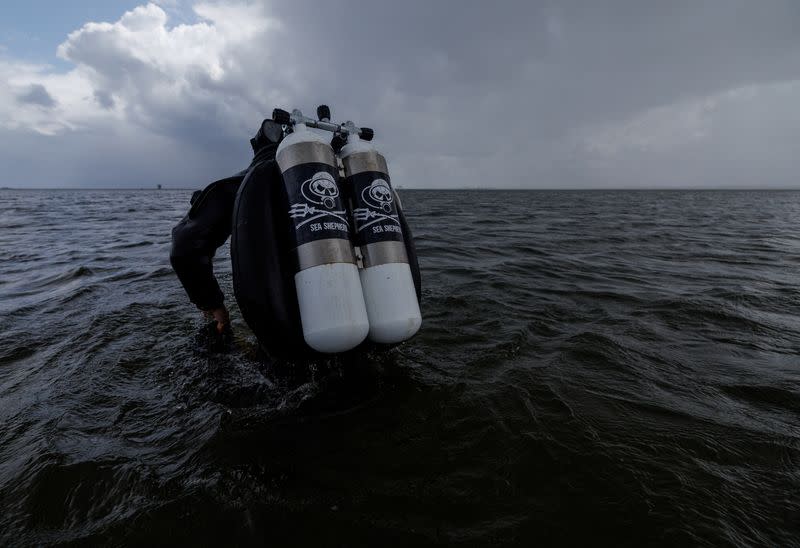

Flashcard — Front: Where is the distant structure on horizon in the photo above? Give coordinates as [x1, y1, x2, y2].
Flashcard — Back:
[157, 184, 162, 190]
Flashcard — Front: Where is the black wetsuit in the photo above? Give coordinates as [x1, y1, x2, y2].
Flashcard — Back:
[170, 144, 277, 311]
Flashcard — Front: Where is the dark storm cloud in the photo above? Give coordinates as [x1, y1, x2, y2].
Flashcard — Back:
[259, 0, 800, 187]
[1, 0, 799, 187]
[266, 0, 800, 119]
[16, 83, 56, 108]
[93, 89, 115, 109]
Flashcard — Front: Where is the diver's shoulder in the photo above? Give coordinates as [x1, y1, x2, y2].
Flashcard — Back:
[188, 174, 244, 214]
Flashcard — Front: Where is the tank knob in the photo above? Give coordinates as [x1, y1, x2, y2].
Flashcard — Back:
[272, 108, 291, 125]
[317, 105, 331, 122]
[359, 127, 374, 141]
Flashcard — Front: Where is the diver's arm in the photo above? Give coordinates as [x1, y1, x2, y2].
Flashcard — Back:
[170, 126, 279, 316]
[170, 177, 241, 312]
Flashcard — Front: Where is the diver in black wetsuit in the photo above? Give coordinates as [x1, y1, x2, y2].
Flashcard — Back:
[170, 119, 285, 333]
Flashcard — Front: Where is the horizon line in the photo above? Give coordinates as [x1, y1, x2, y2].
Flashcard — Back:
[2, 186, 800, 192]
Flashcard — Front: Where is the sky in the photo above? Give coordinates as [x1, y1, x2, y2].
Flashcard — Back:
[1, 0, 799, 189]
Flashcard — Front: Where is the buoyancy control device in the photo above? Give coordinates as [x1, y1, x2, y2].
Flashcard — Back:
[231, 105, 422, 358]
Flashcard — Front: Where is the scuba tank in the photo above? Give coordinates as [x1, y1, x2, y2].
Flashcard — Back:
[338, 126, 422, 344]
[272, 108, 369, 353]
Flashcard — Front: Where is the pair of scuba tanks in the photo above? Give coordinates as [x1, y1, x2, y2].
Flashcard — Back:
[231, 106, 422, 359]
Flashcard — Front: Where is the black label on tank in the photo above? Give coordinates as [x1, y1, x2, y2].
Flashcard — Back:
[282, 162, 351, 247]
[346, 171, 404, 246]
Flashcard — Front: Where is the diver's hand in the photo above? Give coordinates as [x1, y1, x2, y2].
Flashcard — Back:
[204, 306, 230, 333]
[195, 305, 233, 354]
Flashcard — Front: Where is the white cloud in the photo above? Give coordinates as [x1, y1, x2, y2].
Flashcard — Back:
[0, 58, 95, 135]
[1, 2, 284, 140]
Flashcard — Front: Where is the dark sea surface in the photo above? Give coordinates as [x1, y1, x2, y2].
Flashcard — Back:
[1, 188, 798, 547]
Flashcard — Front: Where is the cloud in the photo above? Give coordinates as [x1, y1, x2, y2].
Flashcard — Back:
[583, 97, 716, 158]
[50, 2, 283, 140]
[0, 2, 288, 185]
[579, 80, 800, 187]
[0, 58, 89, 135]
[93, 90, 114, 109]
[1, 1, 800, 188]
[16, 84, 57, 108]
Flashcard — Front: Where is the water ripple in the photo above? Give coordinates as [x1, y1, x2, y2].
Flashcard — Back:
[0, 189, 799, 546]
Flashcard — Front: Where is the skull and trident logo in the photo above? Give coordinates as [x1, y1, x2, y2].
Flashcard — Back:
[362, 179, 394, 213]
[303, 172, 339, 209]
[353, 178, 400, 233]
[288, 171, 350, 228]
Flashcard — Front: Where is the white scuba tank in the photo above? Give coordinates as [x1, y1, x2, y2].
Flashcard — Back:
[275, 122, 369, 353]
[339, 133, 422, 344]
